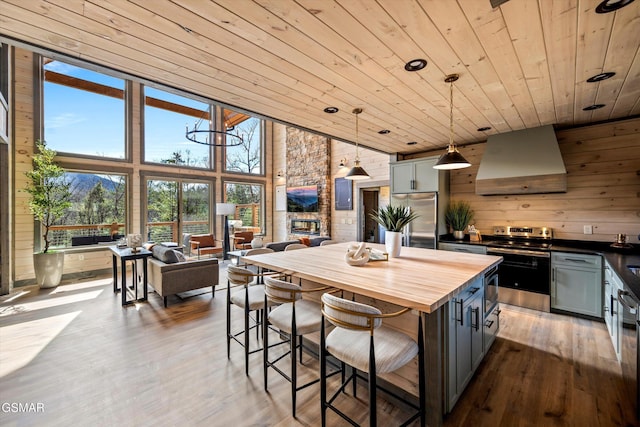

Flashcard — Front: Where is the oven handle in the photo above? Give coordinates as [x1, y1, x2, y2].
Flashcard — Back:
[487, 247, 550, 258]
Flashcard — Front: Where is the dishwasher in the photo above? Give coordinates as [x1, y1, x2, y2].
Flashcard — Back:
[618, 285, 640, 420]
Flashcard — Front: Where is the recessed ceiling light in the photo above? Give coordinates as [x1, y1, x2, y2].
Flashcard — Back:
[406, 141, 417, 145]
[586, 72, 616, 82]
[378, 129, 391, 134]
[477, 126, 492, 132]
[595, 0, 635, 13]
[404, 59, 427, 72]
[583, 104, 606, 111]
[323, 107, 339, 113]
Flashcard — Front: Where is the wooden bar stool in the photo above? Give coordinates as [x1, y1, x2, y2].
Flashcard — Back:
[262, 276, 333, 417]
[320, 292, 425, 427]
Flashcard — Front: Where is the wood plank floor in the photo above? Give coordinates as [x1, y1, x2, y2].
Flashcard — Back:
[0, 267, 636, 426]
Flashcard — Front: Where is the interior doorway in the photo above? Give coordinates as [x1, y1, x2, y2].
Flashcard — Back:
[362, 189, 379, 243]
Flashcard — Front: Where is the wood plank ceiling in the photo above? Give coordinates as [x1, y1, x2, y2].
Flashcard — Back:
[1, 0, 639, 154]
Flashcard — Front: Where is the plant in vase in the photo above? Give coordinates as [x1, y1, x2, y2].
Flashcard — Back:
[369, 204, 419, 257]
[445, 200, 474, 240]
[25, 140, 72, 288]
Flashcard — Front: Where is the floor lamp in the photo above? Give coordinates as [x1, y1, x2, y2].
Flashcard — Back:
[217, 203, 236, 261]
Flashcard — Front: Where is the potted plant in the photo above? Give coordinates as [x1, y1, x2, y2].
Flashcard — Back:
[25, 140, 72, 288]
[369, 204, 419, 257]
[445, 200, 474, 240]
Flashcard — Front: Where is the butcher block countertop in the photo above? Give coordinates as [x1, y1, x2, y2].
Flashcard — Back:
[243, 242, 502, 314]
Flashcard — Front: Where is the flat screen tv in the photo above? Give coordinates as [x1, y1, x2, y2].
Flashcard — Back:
[286, 185, 318, 212]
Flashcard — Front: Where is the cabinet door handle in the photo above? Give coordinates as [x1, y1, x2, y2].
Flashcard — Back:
[611, 294, 617, 317]
[456, 299, 464, 326]
[485, 319, 494, 328]
[472, 307, 480, 331]
[564, 258, 588, 263]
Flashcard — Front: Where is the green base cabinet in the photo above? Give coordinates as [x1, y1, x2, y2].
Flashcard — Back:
[551, 252, 602, 317]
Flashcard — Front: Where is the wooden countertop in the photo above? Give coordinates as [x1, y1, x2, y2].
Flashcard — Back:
[243, 242, 502, 314]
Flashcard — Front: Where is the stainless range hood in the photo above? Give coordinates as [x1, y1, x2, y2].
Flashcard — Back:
[475, 125, 567, 195]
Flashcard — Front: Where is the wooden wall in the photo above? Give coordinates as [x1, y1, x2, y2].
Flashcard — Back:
[434, 117, 640, 243]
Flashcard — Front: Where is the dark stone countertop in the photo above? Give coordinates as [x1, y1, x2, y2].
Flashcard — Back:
[438, 235, 640, 301]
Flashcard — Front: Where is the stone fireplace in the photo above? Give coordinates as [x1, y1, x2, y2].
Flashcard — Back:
[285, 127, 331, 239]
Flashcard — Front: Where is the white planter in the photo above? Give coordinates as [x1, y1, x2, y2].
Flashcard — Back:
[251, 236, 263, 248]
[33, 251, 64, 288]
[385, 231, 402, 258]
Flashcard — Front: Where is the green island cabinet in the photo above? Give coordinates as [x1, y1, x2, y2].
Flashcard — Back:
[390, 156, 440, 193]
[447, 276, 484, 411]
[551, 252, 602, 317]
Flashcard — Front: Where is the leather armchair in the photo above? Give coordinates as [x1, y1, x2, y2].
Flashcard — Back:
[190, 234, 223, 258]
[233, 231, 254, 250]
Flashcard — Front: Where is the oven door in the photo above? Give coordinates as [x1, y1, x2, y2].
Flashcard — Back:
[486, 247, 550, 295]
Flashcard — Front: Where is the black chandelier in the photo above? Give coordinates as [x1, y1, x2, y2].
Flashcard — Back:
[185, 115, 243, 147]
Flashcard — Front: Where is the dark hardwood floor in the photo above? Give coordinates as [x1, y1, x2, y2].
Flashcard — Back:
[0, 269, 635, 426]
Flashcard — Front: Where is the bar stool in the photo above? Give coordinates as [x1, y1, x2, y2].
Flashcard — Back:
[320, 292, 425, 427]
[262, 276, 332, 417]
[226, 265, 280, 376]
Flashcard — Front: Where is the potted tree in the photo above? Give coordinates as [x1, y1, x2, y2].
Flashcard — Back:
[25, 140, 72, 288]
[369, 204, 419, 257]
[445, 200, 474, 240]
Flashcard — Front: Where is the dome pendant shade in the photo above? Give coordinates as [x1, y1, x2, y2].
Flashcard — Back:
[433, 148, 471, 170]
[345, 160, 370, 180]
[433, 73, 471, 170]
[345, 108, 370, 180]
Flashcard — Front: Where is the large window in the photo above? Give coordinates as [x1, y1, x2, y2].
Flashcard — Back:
[43, 59, 125, 158]
[225, 181, 263, 233]
[49, 171, 127, 248]
[144, 87, 211, 167]
[146, 178, 211, 243]
[224, 109, 263, 174]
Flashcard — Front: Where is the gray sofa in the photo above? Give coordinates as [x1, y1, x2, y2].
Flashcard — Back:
[264, 236, 332, 252]
[147, 245, 219, 307]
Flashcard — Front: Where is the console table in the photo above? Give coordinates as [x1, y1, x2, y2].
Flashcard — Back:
[109, 246, 153, 306]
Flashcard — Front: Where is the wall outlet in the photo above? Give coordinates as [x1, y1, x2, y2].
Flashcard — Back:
[583, 225, 593, 234]
[78, 254, 84, 261]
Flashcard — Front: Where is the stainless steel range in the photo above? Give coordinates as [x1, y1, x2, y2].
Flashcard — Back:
[486, 226, 553, 311]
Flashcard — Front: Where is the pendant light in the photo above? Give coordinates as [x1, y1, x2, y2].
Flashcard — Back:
[433, 74, 471, 170]
[345, 108, 370, 180]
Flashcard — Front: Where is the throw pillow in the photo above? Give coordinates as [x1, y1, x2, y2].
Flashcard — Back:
[300, 237, 311, 247]
[152, 245, 180, 264]
[174, 250, 186, 262]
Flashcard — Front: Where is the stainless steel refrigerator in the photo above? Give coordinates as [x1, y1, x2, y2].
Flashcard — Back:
[389, 192, 439, 249]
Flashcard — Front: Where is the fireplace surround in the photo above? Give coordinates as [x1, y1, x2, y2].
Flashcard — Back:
[290, 219, 320, 236]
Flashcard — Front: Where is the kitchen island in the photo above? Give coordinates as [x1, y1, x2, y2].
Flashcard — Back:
[242, 242, 502, 426]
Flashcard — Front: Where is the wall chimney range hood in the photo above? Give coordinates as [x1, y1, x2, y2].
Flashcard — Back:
[475, 125, 567, 195]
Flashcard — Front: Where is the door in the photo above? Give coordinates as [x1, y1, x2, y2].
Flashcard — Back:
[362, 189, 379, 243]
[146, 178, 212, 243]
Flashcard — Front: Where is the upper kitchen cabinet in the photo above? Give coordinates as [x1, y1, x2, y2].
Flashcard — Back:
[391, 156, 448, 194]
